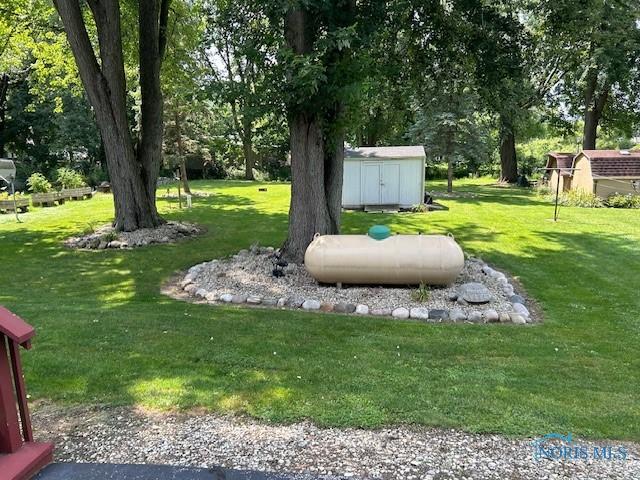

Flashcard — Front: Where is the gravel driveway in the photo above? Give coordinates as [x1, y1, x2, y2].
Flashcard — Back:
[32, 404, 638, 480]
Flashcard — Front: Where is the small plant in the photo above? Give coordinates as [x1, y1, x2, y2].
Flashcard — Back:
[411, 282, 431, 303]
[101, 230, 119, 242]
[83, 222, 98, 235]
[55, 167, 86, 189]
[26, 173, 53, 193]
[544, 189, 604, 208]
[410, 203, 429, 213]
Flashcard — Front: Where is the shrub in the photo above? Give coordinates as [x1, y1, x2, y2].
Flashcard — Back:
[55, 167, 86, 189]
[606, 193, 640, 209]
[410, 203, 429, 213]
[26, 173, 53, 193]
[554, 190, 604, 208]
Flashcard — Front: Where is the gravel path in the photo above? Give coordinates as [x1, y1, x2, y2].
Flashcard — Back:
[33, 404, 638, 479]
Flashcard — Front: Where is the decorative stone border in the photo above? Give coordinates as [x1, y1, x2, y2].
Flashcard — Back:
[176, 248, 537, 325]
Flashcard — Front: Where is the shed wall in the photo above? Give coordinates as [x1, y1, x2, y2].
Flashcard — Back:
[571, 155, 594, 193]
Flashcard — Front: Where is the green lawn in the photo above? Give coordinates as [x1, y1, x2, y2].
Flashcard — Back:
[1, 178, 639, 440]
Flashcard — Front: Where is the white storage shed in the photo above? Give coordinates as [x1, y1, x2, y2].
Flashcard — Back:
[342, 146, 426, 209]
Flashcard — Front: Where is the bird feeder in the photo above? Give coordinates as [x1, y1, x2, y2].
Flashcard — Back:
[0, 306, 53, 479]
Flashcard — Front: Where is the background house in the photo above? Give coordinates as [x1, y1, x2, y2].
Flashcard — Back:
[572, 150, 640, 198]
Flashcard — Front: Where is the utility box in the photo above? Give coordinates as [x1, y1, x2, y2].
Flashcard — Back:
[0, 306, 53, 479]
[342, 146, 426, 209]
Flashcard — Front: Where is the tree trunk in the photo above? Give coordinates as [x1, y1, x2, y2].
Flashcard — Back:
[242, 135, 255, 181]
[174, 107, 191, 194]
[53, 0, 167, 231]
[582, 71, 610, 150]
[280, 6, 347, 263]
[0, 74, 8, 158]
[499, 117, 518, 183]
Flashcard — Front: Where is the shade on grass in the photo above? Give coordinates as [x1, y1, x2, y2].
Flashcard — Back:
[0, 179, 638, 440]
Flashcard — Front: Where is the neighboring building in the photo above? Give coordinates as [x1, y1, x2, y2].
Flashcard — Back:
[545, 152, 575, 193]
[342, 146, 426, 209]
[571, 150, 640, 198]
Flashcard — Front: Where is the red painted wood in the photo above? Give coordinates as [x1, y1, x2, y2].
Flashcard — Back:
[0, 441, 54, 480]
[0, 336, 22, 453]
[9, 341, 33, 442]
[0, 307, 34, 346]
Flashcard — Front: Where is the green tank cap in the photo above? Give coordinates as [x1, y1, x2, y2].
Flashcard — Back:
[368, 225, 391, 240]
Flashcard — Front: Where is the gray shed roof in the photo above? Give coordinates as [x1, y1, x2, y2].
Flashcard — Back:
[345, 146, 425, 160]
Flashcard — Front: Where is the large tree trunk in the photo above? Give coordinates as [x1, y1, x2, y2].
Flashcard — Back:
[499, 117, 518, 183]
[582, 71, 610, 150]
[53, 0, 167, 231]
[242, 133, 255, 181]
[280, 7, 347, 263]
[0, 74, 8, 158]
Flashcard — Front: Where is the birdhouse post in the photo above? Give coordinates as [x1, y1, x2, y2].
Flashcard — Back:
[0, 306, 53, 479]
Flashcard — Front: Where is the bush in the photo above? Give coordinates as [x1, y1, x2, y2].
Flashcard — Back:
[606, 193, 640, 209]
[26, 173, 53, 193]
[554, 190, 604, 208]
[55, 167, 86, 189]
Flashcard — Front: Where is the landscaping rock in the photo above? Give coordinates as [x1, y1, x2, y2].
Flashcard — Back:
[503, 284, 515, 296]
[334, 302, 356, 314]
[482, 265, 495, 275]
[220, 293, 233, 303]
[499, 312, 511, 323]
[447, 292, 459, 302]
[510, 313, 527, 324]
[205, 292, 218, 302]
[231, 294, 247, 304]
[184, 284, 198, 294]
[195, 288, 208, 298]
[468, 311, 482, 323]
[320, 302, 334, 312]
[98, 241, 108, 250]
[246, 295, 262, 305]
[483, 309, 499, 323]
[276, 297, 287, 308]
[108, 240, 122, 249]
[355, 304, 369, 315]
[428, 309, 449, 321]
[449, 308, 467, 322]
[262, 297, 278, 306]
[459, 282, 492, 303]
[287, 297, 304, 308]
[509, 294, 526, 305]
[371, 308, 392, 316]
[392, 307, 409, 319]
[409, 307, 429, 320]
[456, 298, 468, 306]
[512, 302, 530, 317]
[302, 299, 321, 310]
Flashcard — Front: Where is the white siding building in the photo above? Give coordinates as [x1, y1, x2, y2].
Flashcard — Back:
[342, 146, 426, 209]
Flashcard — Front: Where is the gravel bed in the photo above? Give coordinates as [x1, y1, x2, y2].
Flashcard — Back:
[175, 245, 538, 324]
[33, 404, 639, 480]
[64, 221, 203, 250]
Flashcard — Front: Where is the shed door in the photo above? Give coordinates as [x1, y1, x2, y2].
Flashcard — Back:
[381, 163, 400, 204]
[362, 163, 381, 204]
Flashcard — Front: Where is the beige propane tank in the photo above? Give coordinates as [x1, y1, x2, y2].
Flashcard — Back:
[304, 233, 464, 285]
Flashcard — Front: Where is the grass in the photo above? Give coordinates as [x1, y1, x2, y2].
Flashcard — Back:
[1, 178, 639, 440]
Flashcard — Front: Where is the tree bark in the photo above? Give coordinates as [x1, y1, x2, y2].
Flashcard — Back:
[242, 123, 255, 181]
[53, 0, 167, 231]
[582, 73, 610, 150]
[280, 6, 347, 263]
[0, 74, 8, 158]
[499, 117, 518, 183]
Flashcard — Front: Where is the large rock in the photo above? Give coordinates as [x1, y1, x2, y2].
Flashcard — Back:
[205, 292, 218, 302]
[231, 294, 247, 304]
[355, 304, 369, 315]
[509, 294, 526, 305]
[409, 307, 429, 320]
[512, 302, 530, 317]
[320, 302, 334, 312]
[287, 297, 304, 308]
[195, 288, 208, 298]
[428, 309, 449, 321]
[246, 295, 262, 305]
[371, 307, 392, 316]
[392, 307, 409, 319]
[467, 310, 482, 323]
[334, 302, 356, 314]
[220, 293, 233, 303]
[449, 308, 467, 322]
[459, 282, 492, 304]
[483, 309, 499, 323]
[302, 299, 321, 310]
[276, 297, 287, 308]
[262, 297, 278, 306]
[510, 313, 527, 324]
